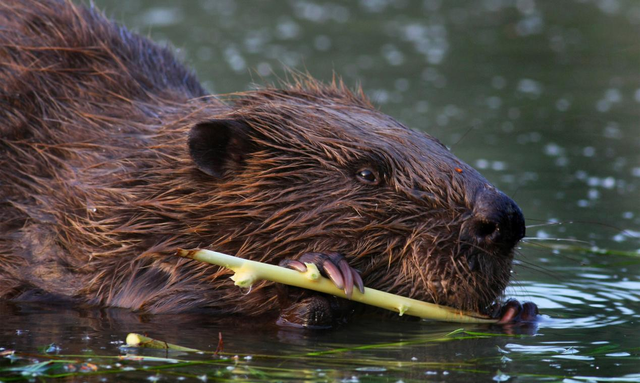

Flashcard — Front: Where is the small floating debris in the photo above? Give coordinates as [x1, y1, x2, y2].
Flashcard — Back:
[125, 333, 200, 352]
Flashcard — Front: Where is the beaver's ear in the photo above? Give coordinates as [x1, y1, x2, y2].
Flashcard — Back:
[188, 119, 251, 178]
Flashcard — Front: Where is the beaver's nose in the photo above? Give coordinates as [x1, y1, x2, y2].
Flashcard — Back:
[464, 188, 525, 251]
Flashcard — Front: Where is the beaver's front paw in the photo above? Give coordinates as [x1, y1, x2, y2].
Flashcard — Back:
[276, 295, 336, 329]
[276, 252, 363, 328]
[279, 252, 364, 298]
[491, 299, 539, 324]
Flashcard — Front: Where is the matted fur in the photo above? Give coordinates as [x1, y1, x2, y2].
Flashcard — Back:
[0, 0, 517, 315]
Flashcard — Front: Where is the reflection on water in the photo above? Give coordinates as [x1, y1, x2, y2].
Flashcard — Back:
[2, 0, 640, 381]
[0, 289, 638, 382]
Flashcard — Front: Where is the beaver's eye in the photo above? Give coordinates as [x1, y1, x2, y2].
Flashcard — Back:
[356, 169, 378, 184]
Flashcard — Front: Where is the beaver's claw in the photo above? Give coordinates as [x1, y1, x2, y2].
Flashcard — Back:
[280, 252, 364, 299]
[491, 299, 539, 324]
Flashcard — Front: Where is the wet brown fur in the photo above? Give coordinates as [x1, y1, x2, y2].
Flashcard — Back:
[0, 0, 514, 315]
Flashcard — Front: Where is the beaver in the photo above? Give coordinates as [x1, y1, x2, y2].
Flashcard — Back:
[0, 0, 537, 327]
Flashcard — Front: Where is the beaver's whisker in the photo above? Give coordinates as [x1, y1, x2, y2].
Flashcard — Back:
[512, 251, 560, 280]
[515, 243, 587, 266]
[525, 221, 574, 228]
[522, 237, 593, 245]
[526, 219, 636, 238]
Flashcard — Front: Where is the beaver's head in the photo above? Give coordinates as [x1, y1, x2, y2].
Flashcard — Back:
[187, 79, 525, 314]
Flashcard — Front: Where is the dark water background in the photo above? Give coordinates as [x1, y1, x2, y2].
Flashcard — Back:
[1, 0, 640, 381]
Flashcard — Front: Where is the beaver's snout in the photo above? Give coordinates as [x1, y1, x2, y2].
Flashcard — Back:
[463, 188, 526, 253]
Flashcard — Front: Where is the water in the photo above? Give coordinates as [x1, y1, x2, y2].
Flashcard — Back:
[2, 0, 639, 381]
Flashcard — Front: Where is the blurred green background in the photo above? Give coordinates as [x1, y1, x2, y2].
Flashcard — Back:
[93, 0, 640, 255]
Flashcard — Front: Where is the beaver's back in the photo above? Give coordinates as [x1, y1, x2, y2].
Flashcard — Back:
[0, 0, 207, 139]
[0, 0, 211, 301]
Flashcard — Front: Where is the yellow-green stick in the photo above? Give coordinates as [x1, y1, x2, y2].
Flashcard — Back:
[125, 333, 199, 352]
[178, 249, 497, 324]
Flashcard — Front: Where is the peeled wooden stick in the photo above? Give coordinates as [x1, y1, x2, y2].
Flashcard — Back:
[125, 333, 199, 352]
[178, 249, 497, 324]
